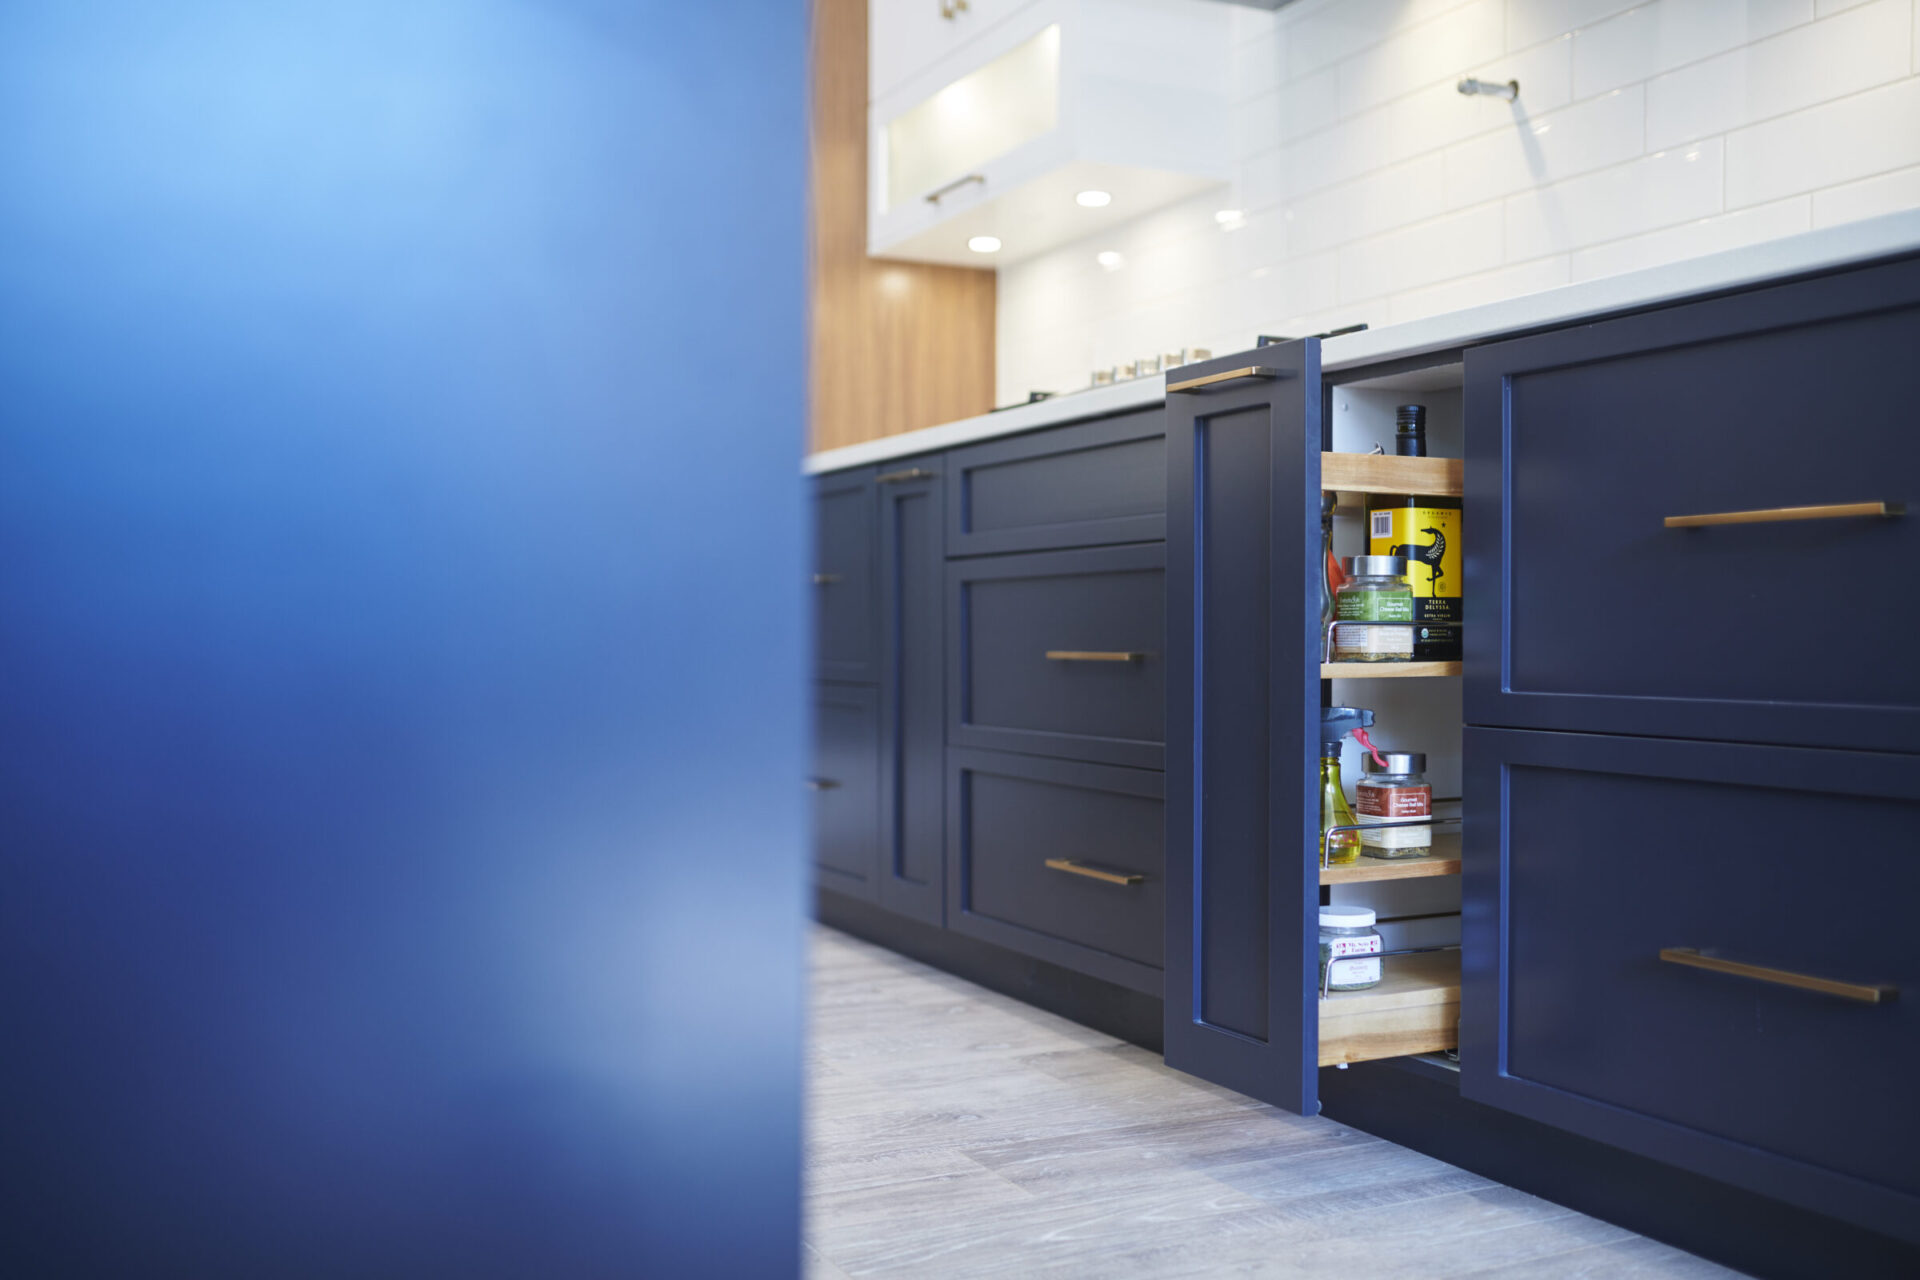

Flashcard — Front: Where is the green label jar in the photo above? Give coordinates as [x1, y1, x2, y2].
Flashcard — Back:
[1333, 555, 1415, 661]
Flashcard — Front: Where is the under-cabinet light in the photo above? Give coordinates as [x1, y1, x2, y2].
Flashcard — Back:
[1096, 250, 1124, 271]
[1076, 189, 1112, 208]
[968, 235, 1002, 254]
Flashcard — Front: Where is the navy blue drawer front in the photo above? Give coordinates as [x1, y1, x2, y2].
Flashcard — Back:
[1460, 726, 1920, 1242]
[948, 544, 1165, 769]
[1464, 254, 1920, 753]
[812, 684, 878, 900]
[813, 467, 877, 683]
[946, 748, 1164, 993]
[945, 409, 1165, 556]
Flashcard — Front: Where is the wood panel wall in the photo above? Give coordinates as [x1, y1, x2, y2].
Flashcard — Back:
[810, 0, 997, 454]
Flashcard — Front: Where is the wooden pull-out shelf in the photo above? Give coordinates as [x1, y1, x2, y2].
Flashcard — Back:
[1322, 452, 1463, 499]
[1321, 660, 1462, 679]
[1320, 833, 1461, 884]
[1319, 950, 1459, 1067]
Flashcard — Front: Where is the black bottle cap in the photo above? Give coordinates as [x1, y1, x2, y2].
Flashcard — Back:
[1394, 403, 1427, 456]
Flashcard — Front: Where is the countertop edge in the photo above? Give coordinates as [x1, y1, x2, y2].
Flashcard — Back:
[803, 209, 1920, 474]
[801, 378, 1167, 476]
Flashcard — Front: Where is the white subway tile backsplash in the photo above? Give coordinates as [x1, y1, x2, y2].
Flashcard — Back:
[1567, 195, 1810, 279]
[1386, 253, 1572, 322]
[1285, 153, 1449, 255]
[1339, 203, 1506, 301]
[1573, 0, 1815, 100]
[1443, 85, 1645, 208]
[1338, 0, 1506, 117]
[1505, 139, 1724, 258]
[1724, 75, 1920, 204]
[993, 0, 1920, 403]
[1812, 163, 1920, 224]
[1645, 0, 1912, 149]
[1507, 0, 1644, 50]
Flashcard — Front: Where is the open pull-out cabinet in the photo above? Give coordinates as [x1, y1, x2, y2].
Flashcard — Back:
[1164, 344, 1465, 1115]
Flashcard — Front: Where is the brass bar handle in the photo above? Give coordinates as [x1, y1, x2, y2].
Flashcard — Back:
[1664, 501, 1903, 528]
[811, 573, 841, 586]
[876, 467, 938, 485]
[1167, 365, 1287, 393]
[1045, 858, 1144, 886]
[1659, 948, 1897, 1004]
[805, 778, 840, 792]
[1045, 650, 1149, 663]
[924, 174, 984, 205]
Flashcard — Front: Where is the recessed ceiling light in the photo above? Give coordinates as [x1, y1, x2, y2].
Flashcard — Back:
[1215, 209, 1246, 230]
[1096, 250, 1124, 271]
[968, 235, 1002, 254]
[1076, 189, 1112, 208]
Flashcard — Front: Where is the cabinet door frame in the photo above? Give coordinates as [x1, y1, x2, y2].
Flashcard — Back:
[944, 409, 1167, 557]
[945, 746, 1164, 994]
[813, 467, 878, 684]
[947, 542, 1165, 770]
[876, 457, 947, 925]
[1164, 341, 1324, 1115]
[1462, 255, 1920, 752]
[811, 683, 880, 902]
[1460, 725, 1920, 1243]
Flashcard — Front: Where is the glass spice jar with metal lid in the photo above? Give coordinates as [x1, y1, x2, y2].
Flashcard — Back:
[1318, 905, 1382, 992]
[1332, 555, 1414, 662]
[1357, 751, 1432, 859]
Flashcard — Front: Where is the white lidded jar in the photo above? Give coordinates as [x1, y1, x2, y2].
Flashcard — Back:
[1318, 905, 1382, 993]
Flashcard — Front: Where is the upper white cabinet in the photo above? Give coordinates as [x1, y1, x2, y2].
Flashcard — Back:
[869, 0, 1232, 268]
[869, 0, 1039, 103]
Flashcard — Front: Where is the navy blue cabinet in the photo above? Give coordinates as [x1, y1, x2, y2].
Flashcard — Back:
[876, 458, 947, 925]
[1462, 256, 1920, 754]
[1459, 726, 1920, 1243]
[945, 410, 1166, 556]
[812, 685, 880, 901]
[945, 748, 1165, 993]
[1163, 343, 1326, 1115]
[813, 468, 878, 683]
[947, 544, 1166, 770]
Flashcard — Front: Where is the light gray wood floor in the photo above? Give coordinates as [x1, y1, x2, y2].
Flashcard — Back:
[806, 925, 1743, 1279]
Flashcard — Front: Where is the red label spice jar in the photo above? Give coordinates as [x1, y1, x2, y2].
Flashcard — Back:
[1357, 751, 1431, 860]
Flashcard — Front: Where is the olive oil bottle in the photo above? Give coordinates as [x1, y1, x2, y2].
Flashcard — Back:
[1366, 404, 1461, 661]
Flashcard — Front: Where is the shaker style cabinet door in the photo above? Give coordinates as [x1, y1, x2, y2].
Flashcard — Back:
[1462, 255, 1920, 753]
[875, 457, 947, 925]
[1163, 342, 1326, 1115]
[812, 685, 880, 901]
[947, 544, 1165, 769]
[1459, 726, 1920, 1243]
[813, 468, 878, 683]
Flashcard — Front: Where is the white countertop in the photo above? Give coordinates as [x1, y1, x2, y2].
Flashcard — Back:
[804, 209, 1920, 475]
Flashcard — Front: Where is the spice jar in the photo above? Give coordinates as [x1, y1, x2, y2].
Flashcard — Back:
[1358, 752, 1432, 860]
[1333, 555, 1414, 662]
[1318, 905, 1382, 992]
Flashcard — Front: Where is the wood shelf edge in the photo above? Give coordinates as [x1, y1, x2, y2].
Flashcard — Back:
[1318, 951, 1460, 1067]
[1321, 452, 1463, 498]
[1322, 661, 1462, 679]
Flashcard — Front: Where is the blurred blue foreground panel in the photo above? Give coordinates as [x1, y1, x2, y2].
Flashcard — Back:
[0, 3, 807, 1275]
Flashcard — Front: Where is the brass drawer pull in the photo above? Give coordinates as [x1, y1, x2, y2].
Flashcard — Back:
[1045, 650, 1149, 663]
[1664, 501, 1903, 528]
[1045, 858, 1143, 886]
[1659, 948, 1897, 1004]
[876, 467, 938, 485]
[811, 573, 841, 586]
[805, 778, 840, 792]
[1167, 365, 1287, 393]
